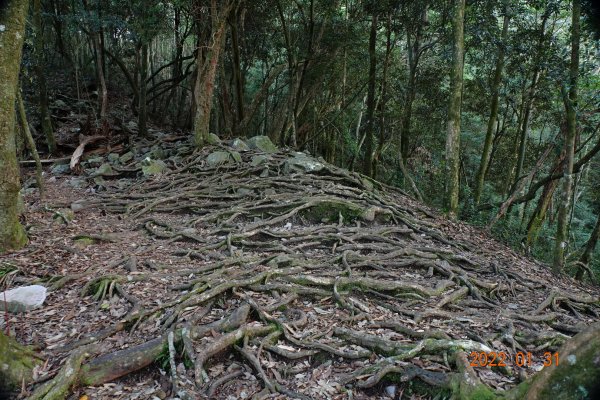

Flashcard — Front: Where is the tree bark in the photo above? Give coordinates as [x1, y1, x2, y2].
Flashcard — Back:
[400, 3, 427, 161]
[445, 0, 465, 217]
[192, 0, 236, 147]
[33, 0, 57, 154]
[553, 0, 580, 273]
[138, 41, 148, 137]
[17, 89, 44, 198]
[362, 13, 377, 177]
[0, 0, 29, 252]
[575, 212, 600, 280]
[474, 8, 510, 205]
[92, 31, 108, 124]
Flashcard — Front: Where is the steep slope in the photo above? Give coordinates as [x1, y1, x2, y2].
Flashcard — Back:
[2, 137, 600, 399]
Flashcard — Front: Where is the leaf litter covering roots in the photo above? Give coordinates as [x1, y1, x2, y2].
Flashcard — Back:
[5, 143, 600, 399]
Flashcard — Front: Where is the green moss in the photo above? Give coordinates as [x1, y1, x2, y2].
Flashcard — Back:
[74, 237, 97, 247]
[301, 200, 364, 223]
[0, 331, 41, 391]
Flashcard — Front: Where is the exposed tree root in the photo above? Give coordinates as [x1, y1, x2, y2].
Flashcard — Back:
[23, 144, 600, 399]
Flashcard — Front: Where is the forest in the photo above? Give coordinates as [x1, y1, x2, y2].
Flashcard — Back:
[1, 0, 600, 399]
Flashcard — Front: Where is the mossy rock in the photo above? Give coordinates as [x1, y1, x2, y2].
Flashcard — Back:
[206, 133, 221, 145]
[231, 138, 250, 151]
[246, 135, 278, 153]
[142, 159, 168, 176]
[300, 200, 364, 223]
[206, 151, 242, 167]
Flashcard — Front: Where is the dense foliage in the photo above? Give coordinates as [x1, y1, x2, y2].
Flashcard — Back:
[10, 0, 600, 279]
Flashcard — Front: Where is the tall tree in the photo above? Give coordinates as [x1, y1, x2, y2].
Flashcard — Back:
[363, 12, 378, 177]
[0, 0, 29, 252]
[193, 0, 237, 147]
[473, 5, 510, 205]
[575, 211, 600, 280]
[33, 0, 57, 154]
[554, 0, 581, 272]
[445, 0, 466, 217]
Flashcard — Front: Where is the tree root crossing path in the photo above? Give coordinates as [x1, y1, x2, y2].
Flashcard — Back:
[4, 141, 600, 399]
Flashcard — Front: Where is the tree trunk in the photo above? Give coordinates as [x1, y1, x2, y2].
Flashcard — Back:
[400, 4, 427, 161]
[511, 13, 549, 221]
[193, 0, 235, 147]
[230, 12, 244, 130]
[0, 0, 29, 252]
[521, 321, 600, 399]
[33, 0, 57, 154]
[17, 89, 44, 198]
[575, 212, 600, 279]
[362, 13, 377, 177]
[553, 0, 580, 273]
[138, 41, 148, 137]
[445, 0, 465, 217]
[93, 32, 108, 125]
[474, 9, 509, 205]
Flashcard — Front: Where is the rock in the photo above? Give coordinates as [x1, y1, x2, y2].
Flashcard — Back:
[119, 151, 134, 164]
[231, 138, 250, 151]
[93, 176, 106, 188]
[142, 159, 168, 176]
[107, 153, 120, 163]
[91, 163, 114, 177]
[85, 156, 104, 166]
[71, 201, 86, 212]
[68, 177, 88, 189]
[246, 135, 278, 153]
[150, 145, 165, 159]
[126, 120, 138, 132]
[236, 188, 254, 196]
[284, 152, 324, 173]
[384, 385, 396, 398]
[0, 285, 47, 313]
[206, 133, 221, 145]
[229, 151, 242, 163]
[251, 154, 270, 167]
[206, 151, 233, 167]
[50, 163, 70, 175]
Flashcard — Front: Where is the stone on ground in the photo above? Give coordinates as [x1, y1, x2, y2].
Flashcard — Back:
[246, 135, 278, 153]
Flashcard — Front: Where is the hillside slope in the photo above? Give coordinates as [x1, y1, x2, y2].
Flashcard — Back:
[2, 136, 600, 399]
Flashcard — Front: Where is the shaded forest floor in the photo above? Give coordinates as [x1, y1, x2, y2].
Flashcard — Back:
[0, 137, 600, 399]
[2, 136, 600, 399]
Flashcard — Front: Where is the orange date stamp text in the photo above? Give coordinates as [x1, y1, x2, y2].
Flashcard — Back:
[468, 351, 559, 367]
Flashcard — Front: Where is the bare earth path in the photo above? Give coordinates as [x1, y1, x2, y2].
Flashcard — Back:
[2, 140, 599, 399]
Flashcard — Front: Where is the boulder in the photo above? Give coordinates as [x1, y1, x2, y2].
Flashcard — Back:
[207, 151, 233, 167]
[206, 133, 221, 145]
[229, 151, 242, 163]
[85, 156, 104, 166]
[284, 152, 324, 173]
[68, 177, 88, 189]
[0, 285, 47, 313]
[251, 154, 270, 167]
[246, 136, 278, 153]
[50, 163, 70, 175]
[142, 159, 168, 176]
[119, 151, 134, 164]
[231, 138, 250, 151]
[206, 151, 242, 167]
[90, 163, 114, 177]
